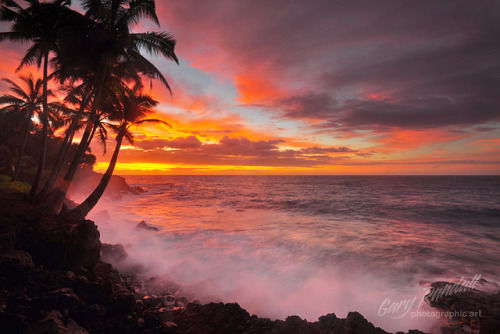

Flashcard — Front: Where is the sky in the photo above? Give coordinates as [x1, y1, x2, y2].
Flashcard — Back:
[1, 0, 500, 175]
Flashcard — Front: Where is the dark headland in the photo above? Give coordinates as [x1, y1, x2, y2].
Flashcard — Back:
[1, 191, 498, 334]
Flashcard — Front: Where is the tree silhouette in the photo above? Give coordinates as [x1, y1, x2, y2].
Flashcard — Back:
[0, 0, 74, 196]
[47, 0, 178, 214]
[0, 74, 43, 181]
[66, 87, 169, 220]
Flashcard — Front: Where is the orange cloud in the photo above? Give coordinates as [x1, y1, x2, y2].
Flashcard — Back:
[235, 74, 284, 104]
[372, 129, 468, 152]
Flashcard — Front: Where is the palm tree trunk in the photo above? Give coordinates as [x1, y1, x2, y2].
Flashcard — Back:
[38, 93, 91, 200]
[58, 128, 76, 171]
[30, 52, 50, 198]
[12, 118, 31, 182]
[44, 116, 94, 214]
[37, 126, 73, 199]
[86, 121, 97, 150]
[62, 115, 95, 185]
[65, 131, 124, 220]
[46, 62, 108, 215]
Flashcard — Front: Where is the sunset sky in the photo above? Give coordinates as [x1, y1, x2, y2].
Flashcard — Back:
[1, 0, 499, 175]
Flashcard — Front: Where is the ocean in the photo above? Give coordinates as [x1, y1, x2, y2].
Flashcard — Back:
[84, 175, 500, 333]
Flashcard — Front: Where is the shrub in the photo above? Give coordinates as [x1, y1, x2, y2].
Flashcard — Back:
[0, 174, 31, 194]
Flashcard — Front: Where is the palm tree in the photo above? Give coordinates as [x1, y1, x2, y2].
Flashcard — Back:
[0, 105, 23, 145]
[66, 88, 169, 220]
[41, 64, 137, 205]
[36, 83, 95, 200]
[48, 0, 178, 214]
[0, 75, 44, 181]
[0, 0, 74, 196]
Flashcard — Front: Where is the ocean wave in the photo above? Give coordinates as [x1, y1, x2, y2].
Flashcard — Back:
[91, 175, 500, 333]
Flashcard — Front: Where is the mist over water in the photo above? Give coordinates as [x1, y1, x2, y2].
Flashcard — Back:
[82, 175, 500, 333]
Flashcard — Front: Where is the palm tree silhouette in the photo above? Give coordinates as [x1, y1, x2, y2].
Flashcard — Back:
[0, 0, 74, 196]
[1, 0, 178, 215]
[0, 75, 44, 181]
[48, 0, 178, 214]
[37, 83, 95, 200]
[67, 87, 169, 220]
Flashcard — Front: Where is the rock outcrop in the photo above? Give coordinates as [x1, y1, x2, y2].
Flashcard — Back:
[424, 281, 500, 333]
[136, 220, 160, 231]
[0, 193, 429, 334]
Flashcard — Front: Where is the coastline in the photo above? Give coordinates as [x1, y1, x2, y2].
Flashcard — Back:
[0, 190, 497, 333]
[0, 192, 424, 334]
[69, 169, 145, 201]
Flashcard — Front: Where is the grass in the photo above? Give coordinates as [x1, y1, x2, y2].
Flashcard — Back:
[0, 174, 31, 194]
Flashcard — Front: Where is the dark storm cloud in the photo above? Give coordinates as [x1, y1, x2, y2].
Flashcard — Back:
[278, 93, 337, 120]
[319, 95, 500, 131]
[318, 23, 500, 130]
[159, 0, 500, 132]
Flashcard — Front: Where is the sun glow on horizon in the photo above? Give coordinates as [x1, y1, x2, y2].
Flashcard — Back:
[94, 161, 314, 174]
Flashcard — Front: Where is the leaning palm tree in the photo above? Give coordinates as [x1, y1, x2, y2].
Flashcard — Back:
[66, 88, 169, 220]
[36, 83, 95, 200]
[0, 0, 74, 196]
[47, 0, 178, 214]
[0, 75, 44, 181]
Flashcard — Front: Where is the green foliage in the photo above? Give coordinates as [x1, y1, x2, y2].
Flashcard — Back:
[0, 174, 30, 194]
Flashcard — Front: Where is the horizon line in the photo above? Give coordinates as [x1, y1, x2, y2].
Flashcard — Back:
[116, 174, 500, 177]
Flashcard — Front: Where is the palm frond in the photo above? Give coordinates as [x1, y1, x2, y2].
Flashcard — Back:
[126, 48, 172, 93]
[54, 0, 72, 6]
[106, 123, 121, 134]
[97, 125, 108, 154]
[35, 80, 43, 97]
[0, 31, 30, 42]
[81, 0, 105, 19]
[132, 31, 178, 64]
[1, 77, 29, 100]
[17, 44, 44, 71]
[123, 129, 134, 144]
[48, 101, 76, 116]
[2, 0, 23, 10]
[121, 0, 159, 27]
[0, 4, 23, 23]
[0, 95, 25, 105]
[128, 118, 170, 130]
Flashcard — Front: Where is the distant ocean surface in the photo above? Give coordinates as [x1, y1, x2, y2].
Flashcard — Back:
[87, 175, 500, 333]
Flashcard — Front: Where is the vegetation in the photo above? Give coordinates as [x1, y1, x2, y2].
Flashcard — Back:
[0, 75, 44, 181]
[0, 0, 177, 218]
[68, 88, 170, 219]
[0, 174, 31, 194]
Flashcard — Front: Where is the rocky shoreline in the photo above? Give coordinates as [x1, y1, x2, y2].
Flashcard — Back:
[0, 193, 498, 333]
[70, 169, 145, 201]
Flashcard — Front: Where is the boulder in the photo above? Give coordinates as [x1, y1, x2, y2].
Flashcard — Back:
[101, 243, 128, 263]
[344, 311, 387, 333]
[0, 250, 34, 267]
[425, 280, 500, 333]
[29, 219, 101, 270]
[110, 288, 136, 315]
[136, 220, 160, 231]
[29, 310, 89, 334]
[133, 186, 146, 193]
[68, 220, 101, 269]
